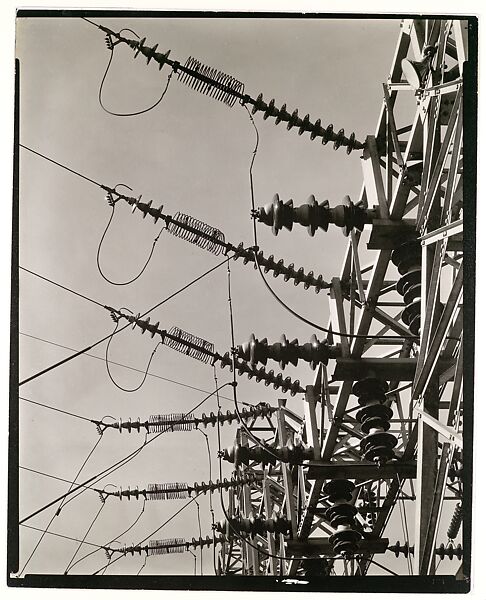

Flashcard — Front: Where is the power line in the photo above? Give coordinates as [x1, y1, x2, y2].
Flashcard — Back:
[19, 256, 230, 386]
[20, 266, 108, 310]
[19, 143, 103, 188]
[20, 331, 236, 402]
[92, 492, 202, 575]
[20, 465, 100, 491]
[19, 435, 104, 575]
[18, 382, 231, 526]
[20, 524, 105, 551]
[20, 396, 93, 423]
[19, 331, 119, 387]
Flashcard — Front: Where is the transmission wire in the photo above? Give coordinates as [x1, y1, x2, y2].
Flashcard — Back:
[18, 434, 104, 575]
[19, 383, 230, 525]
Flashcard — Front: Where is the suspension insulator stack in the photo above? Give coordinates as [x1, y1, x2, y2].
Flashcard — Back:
[219, 440, 314, 466]
[96, 25, 364, 151]
[447, 503, 462, 540]
[219, 353, 304, 396]
[236, 333, 340, 370]
[352, 378, 397, 466]
[194, 403, 278, 428]
[108, 535, 226, 558]
[388, 542, 463, 560]
[104, 186, 331, 292]
[214, 514, 291, 538]
[391, 239, 422, 336]
[103, 473, 264, 501]
[112, 309, 303, 395]
[250, 93, 363, 153]
[232, 243, 330, 293]
[94, 404, 277, 435]
[323, 479, 361, 558]
[252, 193, 373, 237]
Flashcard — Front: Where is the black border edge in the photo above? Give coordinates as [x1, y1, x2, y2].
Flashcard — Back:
[8, 57, 20, 582]
[8, 13, 478, 593]
[6, 574, 470, 592]
[460, 15, 478, 594]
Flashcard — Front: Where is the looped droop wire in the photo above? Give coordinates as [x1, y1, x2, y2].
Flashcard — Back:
[105, 307, 162, 392]
[97, 183, 165, 286]
[99, 28, 174, 117]
[240, 102, 420, 342]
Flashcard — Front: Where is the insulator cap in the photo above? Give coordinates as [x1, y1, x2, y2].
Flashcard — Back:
[323, 479, 355, 503]
[253, 193, 371, 237]
[237, 333, 339, 370]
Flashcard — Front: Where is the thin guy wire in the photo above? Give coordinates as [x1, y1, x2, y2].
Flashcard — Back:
[63, 502, 106, 574]
[397, 474, 413, 574]
[19, 143, 102, 187]
[194, 498, 203, 575]
[19, 383, 230, 525]
[19, 465, 102, 495]
[91, 493, 202, 575]
[68, 499, 148, 574]
[20, 396, 93, 423]
[20, 332, 237, 403]
[137, 555, 148, 576]
[18, 434, 104, 575]
[20, 524, 106, 551]
[367, 558, 399, 576]
[396, 480, 412, 575]
[20, 266, 107, 309]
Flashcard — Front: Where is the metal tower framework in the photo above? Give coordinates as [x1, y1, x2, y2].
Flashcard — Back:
[213, 18, 468, 578]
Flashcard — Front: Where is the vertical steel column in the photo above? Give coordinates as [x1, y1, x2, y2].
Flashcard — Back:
[262, 476, 278, 575]
[304, 385, 321, 460]
[277, 400, 298, 537]
[239, 430, 259, 575]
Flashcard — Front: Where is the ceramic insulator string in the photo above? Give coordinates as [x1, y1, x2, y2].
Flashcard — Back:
[91, 23, 364, 151]
[323, 479, 362, 558]
[236, 333, 341, 370]
[92, 404, 277, 435]
[103, 186, 331, 292]
[252, 193, 373, 238]
[388, 542, 463, 560]
[105, 473, 264, 501]
[112, 309, 304, 395]
[447, 503, 462, 540]
[232, 243, 330, 293]
[109, 535, 226, 556]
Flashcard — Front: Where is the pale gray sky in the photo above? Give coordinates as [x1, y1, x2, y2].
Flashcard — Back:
[15, 13, 435, 578]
